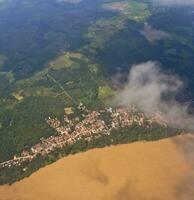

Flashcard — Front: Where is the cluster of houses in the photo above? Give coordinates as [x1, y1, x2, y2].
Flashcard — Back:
[0, 104, 167, 169]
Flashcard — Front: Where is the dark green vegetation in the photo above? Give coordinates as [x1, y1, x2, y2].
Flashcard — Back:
[0, 52, 106, 161]
[0, 123, 180, 185]
[0, 0, 194, 177]
[0, 0, 112, 79]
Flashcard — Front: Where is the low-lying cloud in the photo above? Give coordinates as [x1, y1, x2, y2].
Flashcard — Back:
[115, 61, 194, 130]
[152, 0, 194, 6]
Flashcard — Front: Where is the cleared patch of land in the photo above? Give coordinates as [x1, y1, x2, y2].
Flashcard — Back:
[102, 2, 129, 11]
[85, 0, 150, 54]
[0, 134, 193, 200]
[102, 1, 150, 22]
[140, 23, 170, 43]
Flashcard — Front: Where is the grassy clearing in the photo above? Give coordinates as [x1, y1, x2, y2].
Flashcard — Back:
[84, 17, 126, 54]
[84, 0, 150, 54]
[98, 85, 115, 100]
[102, 2, 129, 11]
[49, 52, 84, 70]
[14, 51, 103, 101]
[102, 1, 150, 22]
[0, 50, 111, 162]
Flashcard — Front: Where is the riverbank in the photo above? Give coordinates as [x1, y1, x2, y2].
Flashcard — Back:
[0, 134, 193, 200]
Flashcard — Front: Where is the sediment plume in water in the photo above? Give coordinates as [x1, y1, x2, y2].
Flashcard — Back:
[0, 134, 194, 200]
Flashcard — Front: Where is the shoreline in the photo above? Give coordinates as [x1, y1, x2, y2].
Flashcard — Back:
[0, 106, 181, 185]
[0, 133, 193, 200]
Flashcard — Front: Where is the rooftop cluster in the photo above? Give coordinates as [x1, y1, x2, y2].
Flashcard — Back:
[0, 104, 167, 169]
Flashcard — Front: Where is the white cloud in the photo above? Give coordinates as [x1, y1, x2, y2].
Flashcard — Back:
[115, 61, 194, 130]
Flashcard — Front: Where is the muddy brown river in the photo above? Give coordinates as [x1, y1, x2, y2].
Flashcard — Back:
[0, 134, 194, 200]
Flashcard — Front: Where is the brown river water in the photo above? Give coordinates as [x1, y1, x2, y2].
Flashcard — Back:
[0, 134, 194, 200]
